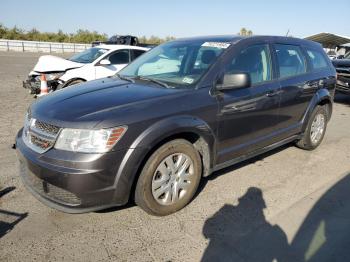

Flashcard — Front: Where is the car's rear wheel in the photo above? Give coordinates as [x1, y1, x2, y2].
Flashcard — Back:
[135, 139, 202, 216]
[296, 105, 328, 150]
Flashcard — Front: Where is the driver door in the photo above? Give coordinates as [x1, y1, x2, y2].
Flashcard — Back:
[95, 49, 130, 79]
[216, 43, 281, 164]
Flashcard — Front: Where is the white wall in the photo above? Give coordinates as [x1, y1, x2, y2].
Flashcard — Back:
[0, 39, 91, 53]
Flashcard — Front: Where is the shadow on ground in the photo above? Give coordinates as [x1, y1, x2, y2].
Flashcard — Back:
[201, 173, 350, 262]
[0, 187, 28, 239]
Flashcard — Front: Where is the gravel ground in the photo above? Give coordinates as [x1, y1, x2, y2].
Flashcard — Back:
[0, 52, 350, 261]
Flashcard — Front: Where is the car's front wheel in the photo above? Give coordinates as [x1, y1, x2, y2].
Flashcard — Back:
[135, 139, 202, 216]
[57, 79, 85, 90]
[296, 105, 328, 150]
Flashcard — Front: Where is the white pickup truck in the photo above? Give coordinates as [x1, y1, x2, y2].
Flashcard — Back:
[23, 44, 149, 94]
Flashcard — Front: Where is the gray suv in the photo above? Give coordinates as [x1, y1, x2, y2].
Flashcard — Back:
[16, 35, 336, 216]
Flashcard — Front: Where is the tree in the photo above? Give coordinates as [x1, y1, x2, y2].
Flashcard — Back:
[0, 24, 174, 44]
[238, 27, 253, 36]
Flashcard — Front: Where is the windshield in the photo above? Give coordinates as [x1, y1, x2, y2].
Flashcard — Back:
[69, 47, 109, 63]
[119, 40, 231, 88]
[344, 51, 350, 59]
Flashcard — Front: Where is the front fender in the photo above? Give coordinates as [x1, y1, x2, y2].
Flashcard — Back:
[111, 115, 217, 203]
[130, 115, 216, 151]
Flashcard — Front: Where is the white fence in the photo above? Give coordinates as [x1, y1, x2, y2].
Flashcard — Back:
[0, 39, 91, 53]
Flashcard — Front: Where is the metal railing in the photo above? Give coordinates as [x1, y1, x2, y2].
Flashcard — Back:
[0, 39, 91, 53]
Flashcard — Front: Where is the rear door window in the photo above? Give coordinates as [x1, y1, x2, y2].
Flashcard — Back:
[108, 50, 130, 64]
[306, 49, 328, 70]
[275, 44, 306, 78]
[132, 49, 146, 60]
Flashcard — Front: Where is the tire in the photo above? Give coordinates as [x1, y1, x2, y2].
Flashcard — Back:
[296, 105, 328, 150]
[135, 139, 202, 216]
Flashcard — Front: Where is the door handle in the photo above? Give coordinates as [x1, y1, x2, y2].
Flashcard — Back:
[306, 80, 318, 88]
[266, 90, 279, 97]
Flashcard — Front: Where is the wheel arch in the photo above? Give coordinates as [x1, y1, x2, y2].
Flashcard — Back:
[111, 116, 217, 204]
[301, 89, 333, 132]
[61, 77, 86, 88]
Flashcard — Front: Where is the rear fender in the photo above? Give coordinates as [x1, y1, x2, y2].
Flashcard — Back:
[301, 88, 333, 132]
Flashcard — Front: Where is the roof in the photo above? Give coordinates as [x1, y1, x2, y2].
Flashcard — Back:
[95, 44, 150, 50]
[175, 35, 244, 43]
[174, 35, 319, 48]
[304, 33, 350, 48]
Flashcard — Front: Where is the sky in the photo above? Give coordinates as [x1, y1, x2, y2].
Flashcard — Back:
[1, 0, 349, 38]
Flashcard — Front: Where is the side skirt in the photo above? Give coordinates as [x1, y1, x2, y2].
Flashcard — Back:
[211, 134, 302, 173]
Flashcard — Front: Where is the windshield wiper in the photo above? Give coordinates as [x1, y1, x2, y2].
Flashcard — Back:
[134, 76, 170, 88]
[114, 74, 135, 83]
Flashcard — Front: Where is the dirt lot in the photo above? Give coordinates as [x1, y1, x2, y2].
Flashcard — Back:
[0, 52, 350, 261]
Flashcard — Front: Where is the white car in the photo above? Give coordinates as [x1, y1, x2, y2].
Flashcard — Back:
[23, 44, 149, 93]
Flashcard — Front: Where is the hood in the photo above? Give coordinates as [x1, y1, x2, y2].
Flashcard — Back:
[32, 55, 84, 73]
[332, 59, 350, 68]
[30, 77, 186, 129]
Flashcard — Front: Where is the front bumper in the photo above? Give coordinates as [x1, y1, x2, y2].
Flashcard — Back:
[23, 76, 61, 94]
[336, 73, 350, 94]
[16, 129, 130, 213]
[23, 77, 41, 94]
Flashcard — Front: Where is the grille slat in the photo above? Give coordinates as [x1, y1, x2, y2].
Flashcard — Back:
[35, 120, 60, 136]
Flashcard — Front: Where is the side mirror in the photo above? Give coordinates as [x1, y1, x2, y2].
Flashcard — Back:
[99, 59, 111, 66]
[216, 72, 251, 90]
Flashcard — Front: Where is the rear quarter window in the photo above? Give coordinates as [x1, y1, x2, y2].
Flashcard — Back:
[306, 49, 329, 70]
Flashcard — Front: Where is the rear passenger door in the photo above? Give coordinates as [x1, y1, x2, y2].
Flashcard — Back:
[271, 43, 317, 138]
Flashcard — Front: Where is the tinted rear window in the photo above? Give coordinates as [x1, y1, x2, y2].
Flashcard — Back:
[306, 49, 328, 70]
[132, 49, 146, 60]
[275, 44, 306, 78]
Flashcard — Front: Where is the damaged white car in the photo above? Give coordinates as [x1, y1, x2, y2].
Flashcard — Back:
[23, 45, 149, 94]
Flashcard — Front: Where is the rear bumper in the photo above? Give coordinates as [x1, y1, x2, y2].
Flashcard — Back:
[16, 128, 131, 213]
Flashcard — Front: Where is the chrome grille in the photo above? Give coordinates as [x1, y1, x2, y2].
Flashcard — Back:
[30, 135, 55, 150]
[23, 114, 61, 154]
[34, 120, 60, 135]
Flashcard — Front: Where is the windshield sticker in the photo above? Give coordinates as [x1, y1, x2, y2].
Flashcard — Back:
[202, 42, 231, 49]
[182, 77, 194, 84]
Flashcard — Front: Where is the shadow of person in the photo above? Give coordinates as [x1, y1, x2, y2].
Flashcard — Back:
[202, 187, 290, 262]
[0, 187, 28, 239]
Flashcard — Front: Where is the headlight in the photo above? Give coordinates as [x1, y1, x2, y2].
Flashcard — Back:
[45, 72, 65, 81]
[54, 126, 127, 153]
